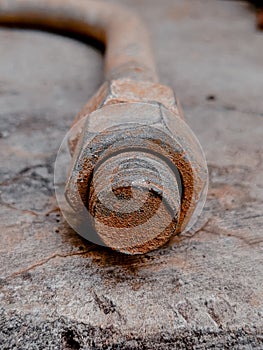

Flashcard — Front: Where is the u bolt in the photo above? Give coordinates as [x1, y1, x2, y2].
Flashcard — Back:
[0, 0, 208, 254]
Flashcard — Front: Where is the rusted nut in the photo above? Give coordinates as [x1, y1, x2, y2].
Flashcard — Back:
[65, 80, 208, 254]
[0, 0, 208, 254]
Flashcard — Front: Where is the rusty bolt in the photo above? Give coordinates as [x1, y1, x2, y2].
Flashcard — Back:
[0, 0, 208, 254]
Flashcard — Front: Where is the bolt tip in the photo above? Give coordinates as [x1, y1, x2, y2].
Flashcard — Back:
[87, 150, 181, 254]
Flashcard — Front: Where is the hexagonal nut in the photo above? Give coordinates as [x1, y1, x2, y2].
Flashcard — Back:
[68, 79, 180, 155]
[65, 101, 208, 254]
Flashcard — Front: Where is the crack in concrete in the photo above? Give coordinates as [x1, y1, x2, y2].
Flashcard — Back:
[6, 248, 95, 280]
[0, 163, 53, 187]
[181, 217, 263, 249]
[196, 225, 263, 248]
[0, 197, 38, 216]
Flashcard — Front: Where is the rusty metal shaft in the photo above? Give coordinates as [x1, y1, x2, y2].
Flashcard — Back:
[0, 0, 158, 82]
[0, 0, 208, 255]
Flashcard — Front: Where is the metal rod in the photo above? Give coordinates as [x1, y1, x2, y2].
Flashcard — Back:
[0, 0, 158, 82]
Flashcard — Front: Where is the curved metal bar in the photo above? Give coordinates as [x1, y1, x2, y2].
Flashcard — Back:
[0, 0, 158, 82]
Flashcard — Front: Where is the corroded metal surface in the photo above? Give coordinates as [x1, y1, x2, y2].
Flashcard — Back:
[66, 99, 207, 254]
[0, 0, 208, 254]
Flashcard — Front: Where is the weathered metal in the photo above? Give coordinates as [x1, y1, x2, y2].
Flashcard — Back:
[0, 0, 208, 254]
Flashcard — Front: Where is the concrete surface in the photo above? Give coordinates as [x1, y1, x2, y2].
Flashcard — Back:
[0, 0, 263, 348]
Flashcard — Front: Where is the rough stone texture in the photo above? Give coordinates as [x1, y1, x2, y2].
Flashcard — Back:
[0, 0, 262, 349]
